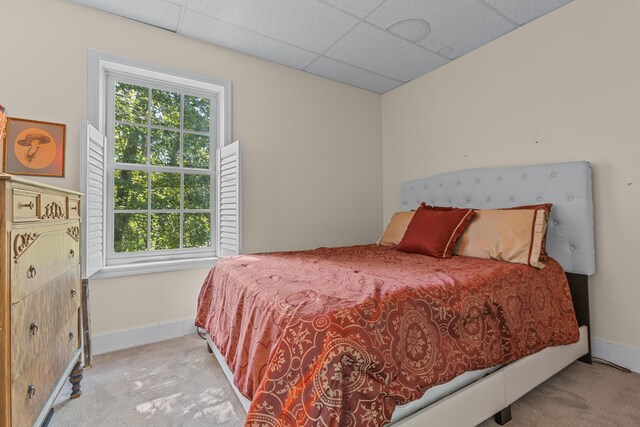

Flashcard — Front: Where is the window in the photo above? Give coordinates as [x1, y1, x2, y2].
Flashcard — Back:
[108, 79, 215, 262]
[83, 51, 239, 279]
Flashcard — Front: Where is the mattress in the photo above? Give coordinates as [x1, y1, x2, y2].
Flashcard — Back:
[196, 244, 580, 426]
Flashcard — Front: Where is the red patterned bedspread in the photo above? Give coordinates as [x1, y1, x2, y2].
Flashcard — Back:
[196, 244, 579, 426]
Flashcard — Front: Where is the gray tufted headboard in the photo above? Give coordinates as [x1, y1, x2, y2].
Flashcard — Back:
[401, 161, 595, 275]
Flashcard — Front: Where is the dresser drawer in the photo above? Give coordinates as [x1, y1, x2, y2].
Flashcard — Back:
[12, 189, 40, 222]
[67, 197, 81, 219]
[11, 311, 81, 427]
[11, 266, 81, 379]
[40, 193, 67, 220]
[11, 224, 80, 304]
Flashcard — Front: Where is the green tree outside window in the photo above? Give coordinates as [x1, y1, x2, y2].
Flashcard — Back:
[112, 81, 214, 253]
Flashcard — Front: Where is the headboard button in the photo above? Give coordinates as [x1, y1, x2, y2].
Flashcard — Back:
[522, 175, 528, 180]
[553, 220, 559, 225]
[486, 198, 491, 203]
[509, 198, 515, 202]
[537, 197, 542, 202]
[475, 179, 480, 184]
[551, 172, 556, 177]
[497, 177, 502, 182]
[569, 246, 575, 251]
[568, 196, 574, 201]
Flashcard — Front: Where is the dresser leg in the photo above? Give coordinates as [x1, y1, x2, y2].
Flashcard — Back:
[69, 359, 84, 399]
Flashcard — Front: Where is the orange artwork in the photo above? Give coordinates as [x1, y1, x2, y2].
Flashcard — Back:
[3, 117, 65, 177]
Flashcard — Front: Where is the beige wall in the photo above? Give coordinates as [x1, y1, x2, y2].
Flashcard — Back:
[382, 0, 640, 351]
[0, 0, 382, 336]
[3, 0, 637, 354]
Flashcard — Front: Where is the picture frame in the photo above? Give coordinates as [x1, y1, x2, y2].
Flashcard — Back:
[2, 117, 66, 177]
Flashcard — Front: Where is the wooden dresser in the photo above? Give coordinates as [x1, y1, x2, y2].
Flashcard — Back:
[0, 175, 84, 427]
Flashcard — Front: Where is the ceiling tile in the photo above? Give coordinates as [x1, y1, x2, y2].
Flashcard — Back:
[482, 0, 572, 25]
[320, 0, 386, 18]
[367, 0, 516, 59]
[186, 0, 358, 53]
[306, 56, 403, 93]
[72, 0, 183, 31]
[180, 10, 318, 69]
[324, 23, 448, 82]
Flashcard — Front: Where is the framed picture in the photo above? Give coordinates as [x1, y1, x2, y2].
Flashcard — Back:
[3, 117, 66, 177]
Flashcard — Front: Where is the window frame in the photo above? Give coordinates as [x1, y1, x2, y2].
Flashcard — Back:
[88, 50, 232, 278]
[107, 75, 216, 263]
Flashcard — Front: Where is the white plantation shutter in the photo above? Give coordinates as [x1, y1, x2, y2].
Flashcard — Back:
[81, 121, 107, 279]
[217, 140, 241, 257]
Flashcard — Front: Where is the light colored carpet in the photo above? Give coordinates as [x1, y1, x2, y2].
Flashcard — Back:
[52, 334, 246, 426]
[51, 334, 640, 426]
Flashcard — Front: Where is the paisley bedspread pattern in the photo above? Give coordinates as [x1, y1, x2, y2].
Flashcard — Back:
[196, 245, 579, 426]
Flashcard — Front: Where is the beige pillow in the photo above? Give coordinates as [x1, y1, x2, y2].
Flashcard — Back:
[379, 211, 415, 247]
[453, 209, 549, 268]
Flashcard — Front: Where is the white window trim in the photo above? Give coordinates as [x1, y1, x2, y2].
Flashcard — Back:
[92, 257, 220, 279]
[87, 50, 232, 278]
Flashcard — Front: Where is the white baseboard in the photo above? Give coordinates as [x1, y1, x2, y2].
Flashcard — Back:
[92, 318, 197, 355]
[592, 338, 640, 373]
[91, 321, 640, 374]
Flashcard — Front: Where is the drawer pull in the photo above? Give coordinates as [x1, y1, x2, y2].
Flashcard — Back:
[30, 322, 39, 336]
[69, 249, 75, 258]
[69, 332, 74, 341]
[20, 201, 35, 210]
[71, 205, 78, 211]
[27, 385, 36, 399]
[26, 265, 37, 278]
[70, 289, 77, 298]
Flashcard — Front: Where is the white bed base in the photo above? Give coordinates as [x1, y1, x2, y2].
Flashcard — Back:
[395, 326, 588, 426]
[206, 326, 588, 426]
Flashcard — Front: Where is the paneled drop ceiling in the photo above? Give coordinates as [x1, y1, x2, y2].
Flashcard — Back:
[71, 0, 573, 93]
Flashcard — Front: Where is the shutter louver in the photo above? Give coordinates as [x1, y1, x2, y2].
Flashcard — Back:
[81, 121, 107, 278]
[217, 140, 241, 257]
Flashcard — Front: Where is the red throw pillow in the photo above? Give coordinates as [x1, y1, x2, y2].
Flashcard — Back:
[398, 206, 476, 258]
[420, 202, 453, 211]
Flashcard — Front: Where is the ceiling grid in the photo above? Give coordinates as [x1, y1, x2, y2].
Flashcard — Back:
[71, 0, 573, 93]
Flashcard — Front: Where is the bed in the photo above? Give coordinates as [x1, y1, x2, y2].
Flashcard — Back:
[196, 161, 595, 426]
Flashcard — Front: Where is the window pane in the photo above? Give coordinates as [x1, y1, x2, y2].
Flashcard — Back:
[115, 82, 148, 124]
[184, 95, 210, 132]
[114, 124, 147, 164]
[151, 172, 180, 209]
[114, 170, 148, 210]
[114, 213, 147, 252]
[150, 129, 180, 167]
[151, 89, 180, 128]
[183, 133, 210, 169]
[184, 213, 211, 248]
[150, 213, 180, 250]
[184, 174, 210, 209]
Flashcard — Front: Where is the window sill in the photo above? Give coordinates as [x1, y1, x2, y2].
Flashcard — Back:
[90, 257, 219, 279]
